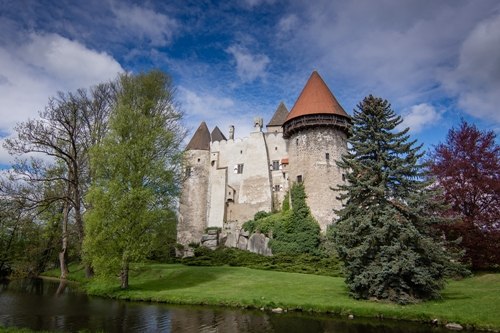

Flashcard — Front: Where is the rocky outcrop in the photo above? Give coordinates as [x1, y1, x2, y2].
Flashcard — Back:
[201, 228, 220, 250]
[248, 232, 272, 256]
[445, 323, 464, 331]
[219, 225, 273, 256]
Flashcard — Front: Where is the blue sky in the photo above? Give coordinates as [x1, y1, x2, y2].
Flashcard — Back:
[1, 0, 499, 167]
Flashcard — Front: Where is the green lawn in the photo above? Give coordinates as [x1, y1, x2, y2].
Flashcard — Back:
[44, 264, 500, 331]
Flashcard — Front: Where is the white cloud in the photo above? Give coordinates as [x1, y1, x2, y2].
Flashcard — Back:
[19, 33, 123, 89]
[227, 45, 270, 82]
[0, 32, 123, 165]
[278, 14, 298, 32]
[178, 87, 255, 141]
[111, 3, 177, 46]
[440, 14, 500, 123]
[400, 103, 442, 133]
[281, 1, 500, 118]
[179, 87, 235, 120]
[277, 14, 299, 39]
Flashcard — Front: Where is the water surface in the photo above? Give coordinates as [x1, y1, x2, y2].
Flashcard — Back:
[0, 278, 447, 332]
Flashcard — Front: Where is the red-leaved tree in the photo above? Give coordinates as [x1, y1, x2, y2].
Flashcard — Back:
[429, 120, 500, 269]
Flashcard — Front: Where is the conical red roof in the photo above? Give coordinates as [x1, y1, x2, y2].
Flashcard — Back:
[285, 71, 348, 122]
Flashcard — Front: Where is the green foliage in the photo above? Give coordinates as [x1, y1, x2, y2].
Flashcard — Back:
[271, 183, 321, 255]
[242, 211, 291, 235]
[83, 70, 184, 287]
[0, 198, 60, 278]
[282, 191, 290, 211]
[181, 246, 342, 277]
[332, 95, 462, 304]
[242, 184, 320, 255]
[253, 210, 271, 220]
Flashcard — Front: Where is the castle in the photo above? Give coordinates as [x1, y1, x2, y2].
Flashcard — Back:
[177, 71, 351, 248]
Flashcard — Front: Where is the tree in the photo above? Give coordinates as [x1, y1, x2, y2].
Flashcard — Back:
[331, 95, 459, 304]
[83, 70, 184, 289]
[2, 83, 115, 278]
[270, 183, 321, 255]
[428, 120, 500, 269]
[0, 183, 61, 278]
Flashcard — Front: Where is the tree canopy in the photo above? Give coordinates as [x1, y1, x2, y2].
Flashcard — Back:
[1, 84, 115, 278]
[331, 95, 460, 304]
[428, 120, 500, 269]
[83, 70, 184, 289]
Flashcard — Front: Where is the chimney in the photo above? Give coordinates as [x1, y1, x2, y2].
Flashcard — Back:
[229, 125, 234, 140]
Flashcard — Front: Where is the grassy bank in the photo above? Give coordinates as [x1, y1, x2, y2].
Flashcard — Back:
[44, 264, 500, 331]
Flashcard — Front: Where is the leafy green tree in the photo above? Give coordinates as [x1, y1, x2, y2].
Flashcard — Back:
[83, 70, 184, 289]
[2, 83, 115, 278]
[332, 95, 459, 304]
[270, 183, 320, 255]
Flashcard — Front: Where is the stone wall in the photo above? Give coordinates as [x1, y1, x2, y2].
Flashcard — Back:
[264, 132, 289, 210]
[287, 127, 347, 231]
[177, 149, 210, 245]
[197, 227, 273, 256]
[210, 129, 273, 229]
[207, 151, 227, 228]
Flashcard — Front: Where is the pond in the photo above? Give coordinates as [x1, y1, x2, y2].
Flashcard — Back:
[0, 278, 448, 332]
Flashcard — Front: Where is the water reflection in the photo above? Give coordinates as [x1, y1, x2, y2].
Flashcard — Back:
[0, 278, 447, 333]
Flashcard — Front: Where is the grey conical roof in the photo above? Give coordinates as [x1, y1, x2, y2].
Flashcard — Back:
[211, 126, 227, 142]
[186, 122, 211, 150]
[267, 102, 289, 127]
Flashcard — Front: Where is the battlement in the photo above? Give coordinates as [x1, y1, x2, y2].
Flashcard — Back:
[178, 70, 350, 250]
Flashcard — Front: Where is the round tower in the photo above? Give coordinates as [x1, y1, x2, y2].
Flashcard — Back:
[283, 71, 350, 231]
[177, 122, 211, 246]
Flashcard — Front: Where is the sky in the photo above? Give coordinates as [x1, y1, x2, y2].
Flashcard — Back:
[1, 0, 499, 168]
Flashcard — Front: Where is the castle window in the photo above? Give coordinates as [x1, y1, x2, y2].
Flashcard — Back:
[197, 158, 200, 162]
[297, 175, 303, 183]
[236, 163, 244, 174]
[272, 160, 280, 170]
[296, 138, 299, 145]
[273, 185, 281, 192]
[342, 174, 346, 181]
[211, 161, 215, 167]
[325, 153, 330, 160]
[185, 167, 192, 177]
[275, 146, 278, 151]
[240, 150, 243, 154]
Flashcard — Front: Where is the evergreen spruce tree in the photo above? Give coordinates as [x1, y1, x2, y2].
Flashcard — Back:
[332, 95, 457, 304]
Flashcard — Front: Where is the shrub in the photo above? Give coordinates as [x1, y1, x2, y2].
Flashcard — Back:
[270, 183, 320, 255]
[181, 246, 342, 277]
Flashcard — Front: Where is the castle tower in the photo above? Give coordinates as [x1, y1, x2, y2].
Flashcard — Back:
[177, 122, 211, 245]
[283, 71, 350, 231]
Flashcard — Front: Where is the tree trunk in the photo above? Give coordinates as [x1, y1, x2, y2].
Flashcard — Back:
[59, 198, 70, 279]
[55, 279, 67, 296]
[85, 265, 94, 278]
[120, 260, 129, 289]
